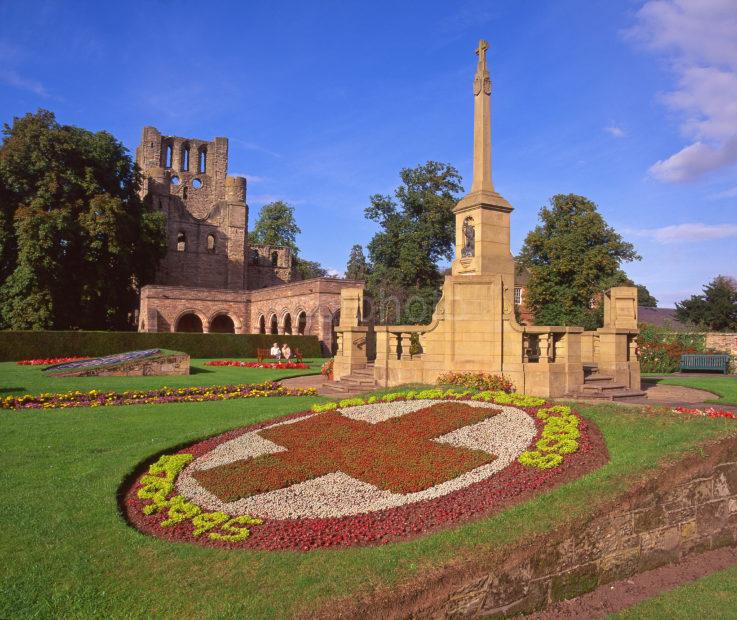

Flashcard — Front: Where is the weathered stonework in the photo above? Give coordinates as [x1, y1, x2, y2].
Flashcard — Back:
[136, 126, 361, 351]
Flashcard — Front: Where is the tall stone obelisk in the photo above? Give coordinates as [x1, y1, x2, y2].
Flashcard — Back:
[452, 40, 514, 285]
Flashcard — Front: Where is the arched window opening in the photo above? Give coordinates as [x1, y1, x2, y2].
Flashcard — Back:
[283, 313, 292, 335]
[297, 311, 307, 335]
[270, 314, 278, 335]
[198, 147, 207, 173]
[177, 232, 186, 252]
[181, 144, 190, 171]
[210, 314, 235, 333]
[271, 251, 278, 266]
[258, 315, 266, 334]
[164, 144, 173, 168]
[331, 310, 341, 355]
[251, 249, 260, 264]
[207, 234, 215, 253]
[176, 313, 203, 333]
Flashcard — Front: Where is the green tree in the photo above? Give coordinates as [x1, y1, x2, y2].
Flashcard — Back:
[345, 244, 368, 281]
[0, 110, 166, 330]
[365, 161, 463, 324]
[518, 194, 640, 330]
[636, 283, 658, 307]
[676, 275, 737, 331]
[295, 258, 328, 280]
[250, 201, 300, 252]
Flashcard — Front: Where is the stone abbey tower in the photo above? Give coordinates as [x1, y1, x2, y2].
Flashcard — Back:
[136, 127, 360, 347]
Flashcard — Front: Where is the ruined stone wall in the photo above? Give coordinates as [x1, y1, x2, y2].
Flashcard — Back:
[136, 126, 248, 291]
[139, 285, 247, 334]
[247, 244, 298, 289]
[336, 433, 737, 618]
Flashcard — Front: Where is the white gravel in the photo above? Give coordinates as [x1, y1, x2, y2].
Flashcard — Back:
[176, 400, 537, 519]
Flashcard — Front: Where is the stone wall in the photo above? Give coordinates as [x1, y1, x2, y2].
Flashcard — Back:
[340, 434, 737, 618]
[706, 333, 737, 367]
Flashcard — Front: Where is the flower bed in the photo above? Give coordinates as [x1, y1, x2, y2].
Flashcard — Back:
[672, 406, 737, 420]
[16, 356, 89, 366]
[1, 382, 316, 411]
[124, 391, 606, 550]
[204, 360, 310, 369]
[436, 371, 515, 393]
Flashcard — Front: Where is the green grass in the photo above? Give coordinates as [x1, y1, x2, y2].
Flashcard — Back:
[612, 563, 737, 619]
[1, 396, 735, 618]
[0, 358, 323, 397]
[655, 376, 737, 406]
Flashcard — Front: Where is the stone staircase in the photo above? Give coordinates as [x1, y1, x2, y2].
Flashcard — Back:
[568, 364, 646, 401]
[322, 363, 378, 395]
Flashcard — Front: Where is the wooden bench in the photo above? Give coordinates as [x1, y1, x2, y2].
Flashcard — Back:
[680, 354, 730, 374]
[256, 348, 270, 363]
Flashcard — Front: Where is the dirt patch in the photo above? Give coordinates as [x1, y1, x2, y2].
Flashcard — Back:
[525, 545, 737, 619]
[641, 381, 718, 403]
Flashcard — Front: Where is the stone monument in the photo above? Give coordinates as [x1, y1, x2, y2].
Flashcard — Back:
[333, 40, 641, 398]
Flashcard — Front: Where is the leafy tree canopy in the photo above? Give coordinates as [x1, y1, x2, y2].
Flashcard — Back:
[0, 109, 166, 330]
[517, 194, 640, 331]
[295, 258, 329, 280]
[675, 275, 737, 331]
[250, 201, 300, 253]
[365, 161, 463, 324]
[345, 244, 369, 281]
[635, 283, 658, 308]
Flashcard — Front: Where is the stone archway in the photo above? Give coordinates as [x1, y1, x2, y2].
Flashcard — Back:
[258, 315, 266, 334]
[270, 314, 278, 335]
[283, 313, 292, 335]
[297, 311, 307, 336]
[210, 314, 235, 334]
[176, 313, 203, 333]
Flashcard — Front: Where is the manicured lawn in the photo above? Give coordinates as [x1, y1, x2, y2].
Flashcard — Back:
[613, 563, 737, 619]
[2, 394, 736, 618]
[656, 376, 737, 406]
[0, 358, 323, 396]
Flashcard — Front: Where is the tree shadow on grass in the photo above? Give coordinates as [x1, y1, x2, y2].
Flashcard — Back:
[0, 387, 26, 394]
[189, 367, 213, 375]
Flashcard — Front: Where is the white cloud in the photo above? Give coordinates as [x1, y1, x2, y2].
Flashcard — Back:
[629, 222, 737, 243]
[326, 268, 344, 278]
[627, 0, 737, 182]
[0, 68, 48, 97]
[604, 125, 626, 138]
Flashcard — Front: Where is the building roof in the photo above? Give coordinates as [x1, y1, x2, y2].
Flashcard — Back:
[638, 306, 689, 330]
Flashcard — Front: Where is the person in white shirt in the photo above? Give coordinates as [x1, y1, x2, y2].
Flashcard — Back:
[270, 342, 281, 360]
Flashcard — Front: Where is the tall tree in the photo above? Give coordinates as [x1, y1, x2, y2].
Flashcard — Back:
[365, 161, 463, 324]
[250, 201, 301, 252]
[676, 275, 737, 331]
[0, 110, 166, 330]
[636, 283, 658, 308]
[518, 194, 640, 330]
[345, 244, 368, 281]
[295, 258, 328, 280]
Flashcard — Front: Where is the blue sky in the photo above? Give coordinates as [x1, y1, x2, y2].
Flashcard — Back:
[1, 0, 735, 307]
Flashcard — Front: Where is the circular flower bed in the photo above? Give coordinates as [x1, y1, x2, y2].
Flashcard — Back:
[124, 392, 606, 550]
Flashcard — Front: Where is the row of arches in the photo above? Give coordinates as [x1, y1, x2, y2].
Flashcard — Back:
[257, 311, 307, 336]
[175, 312, 237, 333]
[164, 143, 207, 173]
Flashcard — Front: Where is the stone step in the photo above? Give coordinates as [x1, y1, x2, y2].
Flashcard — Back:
[351, 368, 376, 377]
[340, 377, 378, 387]
[580, 383, 628, 393]
[569, 388, 646, 401]
[584, 374, 614, 383]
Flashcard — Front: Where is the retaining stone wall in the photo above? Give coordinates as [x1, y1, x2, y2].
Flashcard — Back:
[374, 434, 737, 618]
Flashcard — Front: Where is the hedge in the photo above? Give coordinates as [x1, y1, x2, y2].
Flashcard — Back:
[0, 331, 323, 362]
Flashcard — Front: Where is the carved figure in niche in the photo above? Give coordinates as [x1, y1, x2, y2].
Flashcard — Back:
[461, 217, 475, 258]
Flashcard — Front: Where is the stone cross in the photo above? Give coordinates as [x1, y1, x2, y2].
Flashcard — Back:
[193, 403, 499, 500]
